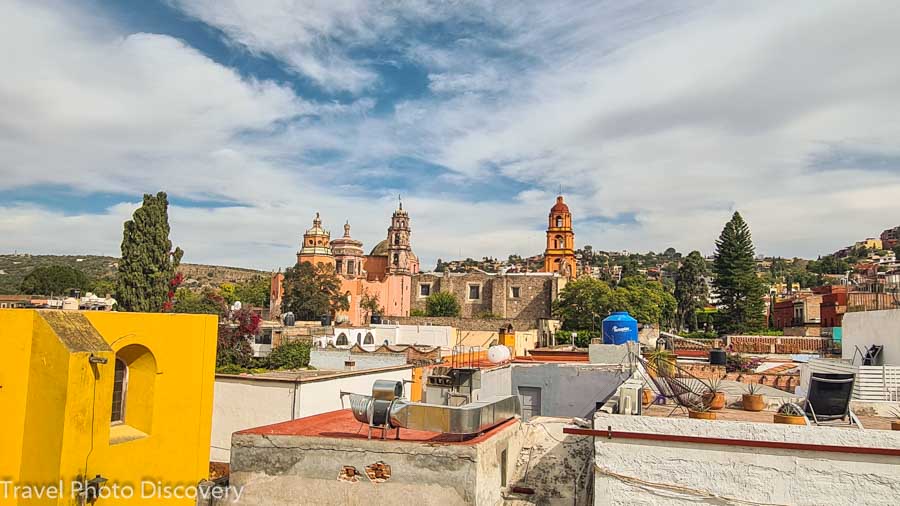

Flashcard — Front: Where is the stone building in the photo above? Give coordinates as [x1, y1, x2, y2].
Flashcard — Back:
[270, 202, 420, 325]
[410, 271, 564, 320]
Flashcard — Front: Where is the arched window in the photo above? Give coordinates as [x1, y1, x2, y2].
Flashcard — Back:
[364, 332, 375, 345]
[555, 235, 563, 248]
[336, 333, 349, 346]
[394, 234, 400, 245]
[110, 344, 156, 434]
[555, 215, 563, 227]
[347, 259, 355, 274]
[393, 254, 399, 265]
[356, 332, 362, 345]
[111, 358, 128, 424]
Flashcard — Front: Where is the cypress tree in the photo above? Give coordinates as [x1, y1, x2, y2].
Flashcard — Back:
[712, 212, 766, 334]
[116, 192, 183, 312]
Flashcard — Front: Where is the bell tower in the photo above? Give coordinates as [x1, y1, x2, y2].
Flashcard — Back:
[386, 198, 412, 275]
[543, 195, 576, 277]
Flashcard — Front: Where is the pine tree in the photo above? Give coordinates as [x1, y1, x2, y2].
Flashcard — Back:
[674, 251, 708, 331]
[116, 192, 183, 312]
[712, 212, 766, 334]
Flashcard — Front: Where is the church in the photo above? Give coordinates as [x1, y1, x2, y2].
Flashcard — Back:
[269, 201, 420, 325]
[270, 195, 576, 325]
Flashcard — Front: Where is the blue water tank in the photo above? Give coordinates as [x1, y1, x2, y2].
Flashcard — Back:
[602, 312, 639, 345]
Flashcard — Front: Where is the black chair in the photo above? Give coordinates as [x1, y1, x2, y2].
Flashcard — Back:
[634, 353, 712, 416]
[803, 373, 863, 429]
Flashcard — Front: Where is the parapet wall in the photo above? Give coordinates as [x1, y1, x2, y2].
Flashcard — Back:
[395, 316, 539, 331]
[592, 413, 900, 505]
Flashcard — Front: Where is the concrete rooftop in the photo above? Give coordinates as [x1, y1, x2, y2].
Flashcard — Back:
[236, 408, 518, 445]
[643, 405, 896, 430]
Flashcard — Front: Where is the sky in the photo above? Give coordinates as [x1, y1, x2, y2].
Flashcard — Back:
[1, 0, 899, 271]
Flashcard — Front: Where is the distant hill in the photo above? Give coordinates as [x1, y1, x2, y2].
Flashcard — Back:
[0, 254, 269, 294]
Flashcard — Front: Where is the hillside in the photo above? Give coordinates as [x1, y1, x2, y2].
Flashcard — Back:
[0, 254, 269, 294]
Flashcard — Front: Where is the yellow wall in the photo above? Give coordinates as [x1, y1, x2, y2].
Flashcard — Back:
[0, 310, 217, 505]
[454, 329, 538, 357]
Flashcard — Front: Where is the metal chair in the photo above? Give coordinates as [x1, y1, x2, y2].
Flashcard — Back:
[634, 353, 713, 416]
[803, 373, 863, 429]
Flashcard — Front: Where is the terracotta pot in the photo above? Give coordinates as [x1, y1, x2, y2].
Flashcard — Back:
[702, 392, 726, 410]
[892, 421, 900, 431]
[742, 394, 765, 412]
[688, 410, 716, 420]
[774, 414, 806, 425]
[641, 388, 654, 406]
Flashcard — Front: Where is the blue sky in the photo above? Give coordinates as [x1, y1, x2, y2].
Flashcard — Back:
[1, 0, 899, 269]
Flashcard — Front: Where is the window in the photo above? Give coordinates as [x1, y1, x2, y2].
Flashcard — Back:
[394, 234, 400, 245]
[509, 286, 521, 299]
[364, 332, 375, 345]
[336, 333, 349, 346]
[468, 284, 481, 301]
[336, 259, 343, 274]
[256, 329, 273, 345]
[356, 333, 362, 345]
[347, 259, 355, 275]
[393, 254, 399, 265]
[555, 235, 563, 248]
[555, 215, 562, 227]
[111, 358, 127, 424]
[419, 283, 432, 297]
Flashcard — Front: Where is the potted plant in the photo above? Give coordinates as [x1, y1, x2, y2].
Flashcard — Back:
[741, 383, 766, 412]
[702, 377, 726, 410]
[688, 404, 716, 420]
[645, 349, 676, 377]
[774, 402, 807, 425]
[641, 385, 654, 406]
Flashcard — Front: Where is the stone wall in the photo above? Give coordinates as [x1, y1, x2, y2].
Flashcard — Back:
[410, 272, 559, 320]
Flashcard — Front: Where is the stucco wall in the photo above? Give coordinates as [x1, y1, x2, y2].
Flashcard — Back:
[510, 364, 627, 418]
[592, 413, 900, 505]
[842, 308, 900, 364]
[309, 349, 408, 370]
[228, 421, 522, 506]
[409, 272, 558, 320]
[211, 367, 413, 462]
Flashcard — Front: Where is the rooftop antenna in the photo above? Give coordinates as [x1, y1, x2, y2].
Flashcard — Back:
[398, 194, 402, 210]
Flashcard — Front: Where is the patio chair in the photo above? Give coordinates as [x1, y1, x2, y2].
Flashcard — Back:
[852, 345, 883, 366]
[803, 373, 863, 429]
[634, 353, 712, 416]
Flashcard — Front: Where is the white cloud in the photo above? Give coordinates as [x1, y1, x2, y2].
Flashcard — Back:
[2, 0, 900, 271]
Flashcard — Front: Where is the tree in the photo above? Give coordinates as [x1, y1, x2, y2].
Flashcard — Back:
[674, 251, 708, 331]
[281, 262, 349, 320]
[172, 287, 228, 315]
[425, 291, 460, 317]
[360, 290, 383, 323]
[90, 279, 117, 297]
[20, 265, 90, 295]
[553, 277, 614, 331]
[116, 192, 183, 312]
[234, 276, 270, 308]
[219, 283, 237, 304]
[713, 212, 766, 334]
[216, 308, 259, 368]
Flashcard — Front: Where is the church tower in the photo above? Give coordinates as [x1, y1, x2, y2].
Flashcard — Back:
[386, 199, 415, 275]
[543, 196, 577, 277]
[297, 212, 335, 268]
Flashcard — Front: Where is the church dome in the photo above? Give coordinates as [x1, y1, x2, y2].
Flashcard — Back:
[550, 195, 570, 214]
[370, 239, 389, 256]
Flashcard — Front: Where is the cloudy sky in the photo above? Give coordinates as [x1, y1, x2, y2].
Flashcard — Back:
[1, 0, 899, 270]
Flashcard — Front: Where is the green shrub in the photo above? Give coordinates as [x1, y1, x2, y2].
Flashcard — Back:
[267, 340, 311, 370]
[425, 292, 460, 317]
[410, 308, 426, 317]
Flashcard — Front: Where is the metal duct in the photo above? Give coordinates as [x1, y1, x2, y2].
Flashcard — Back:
[390, 395, 520, 435]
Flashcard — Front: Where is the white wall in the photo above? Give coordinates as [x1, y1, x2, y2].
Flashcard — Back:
[842, 309, 900, 364]
[593, 413, 900, 505]
[295, 368, 413, 418]
[210, 367, 413, 462]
